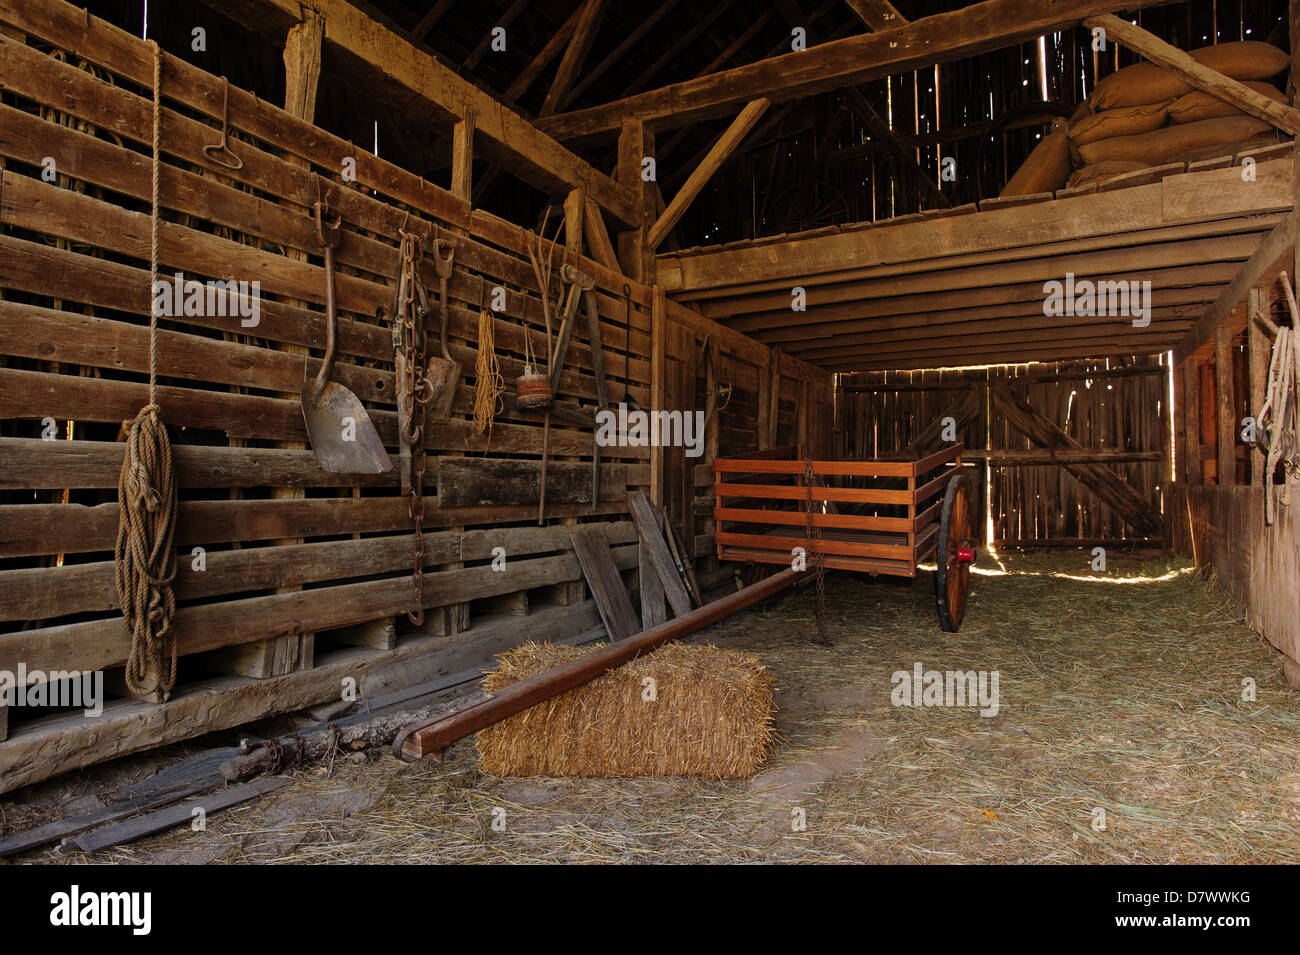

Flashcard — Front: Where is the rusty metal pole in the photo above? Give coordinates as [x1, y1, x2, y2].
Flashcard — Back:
[392, 567, 810, 761]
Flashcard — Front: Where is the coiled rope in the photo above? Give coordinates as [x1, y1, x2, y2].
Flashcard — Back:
[473, 307, 505, 441]
[115, 39, 178, 700]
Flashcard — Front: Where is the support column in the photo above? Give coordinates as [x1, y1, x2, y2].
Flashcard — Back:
[1247, 287, 1271, 485]
[1215, 322, 1236, 486]
[616, 118, 655, 283]
[224, 10, 324, 678]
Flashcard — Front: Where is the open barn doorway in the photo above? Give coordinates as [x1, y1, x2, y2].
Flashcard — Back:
[837, 356, 1176, 554]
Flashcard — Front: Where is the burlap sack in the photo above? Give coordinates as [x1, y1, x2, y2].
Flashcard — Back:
[1167, 82, 1286, 124]
[1078, 114, 1271, 165]
[1067, 160, 1150, 189]
[1068, 101, 1169, 147]
[1001, 122, 1072, 196]
[1091, 41, 1289, 110]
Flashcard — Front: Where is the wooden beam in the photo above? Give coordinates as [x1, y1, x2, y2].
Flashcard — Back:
[412, 0, 455, 41]
[464, 0, 530, 71]
[661, 159, 1293, 293]
[620, 2, 731, 99]
[1175, 211, 1294, 363]
[648, 98, 770, 250]
[540, 0, 607, 117]
[450, 108, 475, 202]
[617, 117, 656, 281]
[843, 0, 906, 30]
[565, 0, 682, 108]
[200, 0, 639, 225]
[583, 197, 620, 272]
[537, 0, 1183, 141]
[502, 5, 581, 103]
[1183, 358, 1203, 484]
[1084, 14, 1300, 137]
[1215, 319, 1237, 485]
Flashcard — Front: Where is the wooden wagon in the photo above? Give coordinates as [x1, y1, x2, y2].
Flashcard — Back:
[713, 444, 976, 631]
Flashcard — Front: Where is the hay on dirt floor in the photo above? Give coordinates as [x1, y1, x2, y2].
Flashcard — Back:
[476, 641, 774, 778]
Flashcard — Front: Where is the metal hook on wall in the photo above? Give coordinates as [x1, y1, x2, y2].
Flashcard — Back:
[202, 76, 244, 171]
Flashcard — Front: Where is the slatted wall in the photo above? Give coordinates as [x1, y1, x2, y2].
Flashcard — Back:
[0, 5, 832, 790]
[838, 356, 1173, 548]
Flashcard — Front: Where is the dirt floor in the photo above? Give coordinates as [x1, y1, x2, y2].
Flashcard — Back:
[17, 550, 1300, 864]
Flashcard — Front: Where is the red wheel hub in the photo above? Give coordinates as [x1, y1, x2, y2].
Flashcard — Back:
[956, 546, 976, 564]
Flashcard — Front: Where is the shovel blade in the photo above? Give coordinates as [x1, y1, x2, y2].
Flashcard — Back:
[301, 380, 393, 473]
[424, 357, 460, 421]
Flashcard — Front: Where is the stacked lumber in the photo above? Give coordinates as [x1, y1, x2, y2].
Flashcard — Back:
[1002, 40, 1288, 196]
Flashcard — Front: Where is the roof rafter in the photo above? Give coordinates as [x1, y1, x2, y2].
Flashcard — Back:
[536, 0, 1184, 143]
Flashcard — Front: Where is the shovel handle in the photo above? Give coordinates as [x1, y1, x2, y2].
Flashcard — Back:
[433, 239, 455, 362]
[311, 201, 343, 406]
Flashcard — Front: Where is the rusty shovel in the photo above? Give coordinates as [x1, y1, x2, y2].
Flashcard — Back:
[301, 200, 392, 473]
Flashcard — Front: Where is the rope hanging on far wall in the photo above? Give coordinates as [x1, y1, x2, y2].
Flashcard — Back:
[115, 39, 179, 700]
[474, 306, 505, 442]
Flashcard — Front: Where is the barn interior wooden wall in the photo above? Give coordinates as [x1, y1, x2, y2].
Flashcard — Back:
[0, 0, 832, 790]
[1, 0, 1298, 791]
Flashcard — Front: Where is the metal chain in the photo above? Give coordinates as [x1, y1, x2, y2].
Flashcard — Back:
[396, 232, 433, 626]
[804, 456, 831, 646]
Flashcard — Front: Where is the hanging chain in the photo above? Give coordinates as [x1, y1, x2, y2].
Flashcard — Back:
[396, 231, 434, 625]
[804, 456, 831, 646]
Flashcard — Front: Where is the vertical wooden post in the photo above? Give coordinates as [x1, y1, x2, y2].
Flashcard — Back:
[564, 187, 585, 254]
[1158, 358, 1173, 553]
[650, 285, 667, 506]
[450, 109, 475, 202]
[617, 118, 655, 282]
[436, 108, 477, 639]
[1247, 287, 1271, 485]
[1173, 357, 1187, 486]
[1215, 323, 1236, 486]
[1183, 358, 1202, 485]
[765, 348, 783, 449]
[226, 9, 323, 678]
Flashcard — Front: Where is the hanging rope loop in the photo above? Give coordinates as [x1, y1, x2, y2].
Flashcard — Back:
[115, 39, 179, 700]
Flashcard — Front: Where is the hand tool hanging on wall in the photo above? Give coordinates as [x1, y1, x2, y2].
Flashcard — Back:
[578, 268, 609, 510]
[426, 236, 461, 420]
[393, 230, 433, 625]
[525, 223, 563, 523]
[300, 184, 391, 474]
[549, 263, 591, 397]
[201, 76, 244, 171]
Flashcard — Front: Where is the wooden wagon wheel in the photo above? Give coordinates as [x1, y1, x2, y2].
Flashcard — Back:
[934, 472, 976, 632]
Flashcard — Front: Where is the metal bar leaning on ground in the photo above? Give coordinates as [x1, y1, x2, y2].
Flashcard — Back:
[392, 567, 809, 761]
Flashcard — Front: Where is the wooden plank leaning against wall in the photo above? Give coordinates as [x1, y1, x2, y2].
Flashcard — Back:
[0, 1, 832, 778]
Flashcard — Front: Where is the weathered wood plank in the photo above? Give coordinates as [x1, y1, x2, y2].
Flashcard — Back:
[627, 491, 693, 617]
[0, 546, 638, 681]
[569, 527, 640, 641]
[436, 458, 627, 507]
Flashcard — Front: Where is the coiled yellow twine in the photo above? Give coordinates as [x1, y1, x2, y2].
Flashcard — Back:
[474, 308, 506, 442]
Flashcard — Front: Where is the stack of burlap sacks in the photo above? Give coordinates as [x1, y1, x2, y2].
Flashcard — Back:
[1002, 40, 1290, 197]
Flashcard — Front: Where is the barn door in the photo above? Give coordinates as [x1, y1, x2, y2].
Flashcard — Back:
[985, 360, 1170, 548]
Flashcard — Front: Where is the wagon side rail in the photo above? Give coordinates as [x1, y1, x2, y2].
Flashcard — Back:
[713, 444, 963, 576]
